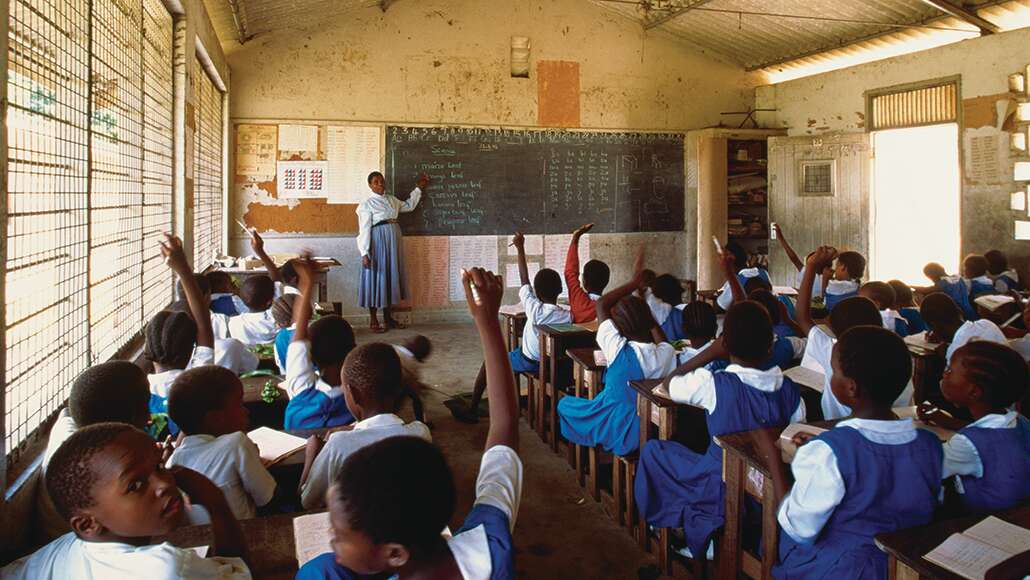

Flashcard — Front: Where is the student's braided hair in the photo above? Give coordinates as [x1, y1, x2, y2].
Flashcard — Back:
[681, 301, 717, 342]
[46, 422, 137, 520]
[144, 310, 197, 368]
[271, 294, 297, 328]
[951, 341, 1029, 408]
[342, 343, 404, 409]
[836, 326, 911, 406]
[611, 295, 655, 343]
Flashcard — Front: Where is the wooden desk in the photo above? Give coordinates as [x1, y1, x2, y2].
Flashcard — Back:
[216, 258, 340, 303]
[498, 310, 526, 352]
[536, 323, 597, 451]
[567, 347, 606, 499]
[907, 342, 946, 409]
[876, 504, 1030, 580]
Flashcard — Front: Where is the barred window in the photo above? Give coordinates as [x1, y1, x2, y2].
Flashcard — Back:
[193, 61, 223, 270]
[4, 0, 175, 461]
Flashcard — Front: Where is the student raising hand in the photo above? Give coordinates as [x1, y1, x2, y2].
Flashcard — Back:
[247, 227, 281, 282]
[159, 233, 190, 273]
[572, 223, 593, 241]
[160, 233, 213, 349]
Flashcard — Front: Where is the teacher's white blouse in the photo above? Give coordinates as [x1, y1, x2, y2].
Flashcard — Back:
[355, 187, 422, 257]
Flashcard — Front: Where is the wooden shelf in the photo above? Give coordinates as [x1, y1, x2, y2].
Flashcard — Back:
[729, 203, 767, 208]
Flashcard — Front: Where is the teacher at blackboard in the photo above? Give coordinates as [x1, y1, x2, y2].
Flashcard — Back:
[356, 170, 429, 332]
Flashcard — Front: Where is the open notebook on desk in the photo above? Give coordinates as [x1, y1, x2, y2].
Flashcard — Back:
[924, 516, 1030, 579]
[904, 332, 942, 354]
[293, 512, 332, 567]
[247, 427, 308, 467]
[784, 366, 824, 392]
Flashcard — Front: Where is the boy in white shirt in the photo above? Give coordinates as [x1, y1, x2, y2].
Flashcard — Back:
[2, 423, 252, 580]
[166, 366, 276, 525]
[299, 343, 432, 509]
[297, 266, 522, 580]
[226, 276, 278, 346]
[450, 232, 571, 423]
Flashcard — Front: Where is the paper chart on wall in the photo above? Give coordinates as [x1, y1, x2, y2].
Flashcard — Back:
[279, 124, 319, 153]
[277, 161, 329, 198]
[963, 126, 1008, 185]
[402, 236, 451, 307]
[236, 124, 277, 180]
[506, 262, 541, 288]
[327, 126, 382, 204]
[449, 236, 499, 301]
[507, 235, 543, 256]
[543, 234, 589, 296]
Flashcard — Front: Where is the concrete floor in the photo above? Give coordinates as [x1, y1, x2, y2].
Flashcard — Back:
[356, 322, 664, 580]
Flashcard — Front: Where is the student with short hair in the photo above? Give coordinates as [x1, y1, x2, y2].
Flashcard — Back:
[226, 275, 278, 346]
[859, 281, 910, 336]
[635, 299, 805, 562]
[677, 301, 719, 365]
[921, 261, 977, 321]
[887, 279, 928, 334]
[564, 223, 610, 323]
[299, 343, 432, 509]
[451, 231, 571, 424]
[2, 423, 251, 579]
[271, 293, 297, 375]
[646, 273, 688, 342]
[715, 241, 770, 311]
[920, 292, 1006, 363]
[284, 257, 357, 430]
[297, 267, 522, 580]
[919, 341, 1030, 513]
[962, 254, 995, 298]
[823, 250, 866, 311]
[170, 274, 258, 376]
[985, 249, 1020, 293]
[166, 366, 276, 525]
[769, 327, 942, 579]
[207, 271, 248, 317]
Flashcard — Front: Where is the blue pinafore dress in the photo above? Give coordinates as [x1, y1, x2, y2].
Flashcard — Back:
[938, 278, 977, 321]
[634, 372, 800, 559]
[660, 308, 686, 342]
[773, 427, 942, 580]
[557, 343, 646, 456]
[955, 420, 1030, 513]
[284, 388, 354, 430]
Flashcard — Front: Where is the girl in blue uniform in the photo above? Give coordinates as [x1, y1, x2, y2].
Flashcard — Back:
[634, 300, 805, 562]
[648, 273, 687, 342]
[985, 249, 1021, 293]
[922, 262, 978, 321]
[824, 250, 865, 311]
[963, 254, 996, 298]
[768, 326, 942, 580]
[919, 341, 1030, 513]
[888, 280, 928, 334]
[557, 252, 678, 457]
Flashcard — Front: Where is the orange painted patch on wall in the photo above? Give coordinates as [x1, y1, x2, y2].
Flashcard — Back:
[537, 60, 581, 128]
[243, 199, 359, 234]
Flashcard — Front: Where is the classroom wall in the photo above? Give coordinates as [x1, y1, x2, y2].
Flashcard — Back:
[225, 0, 762, 319]
[755, 27, 1030, 282]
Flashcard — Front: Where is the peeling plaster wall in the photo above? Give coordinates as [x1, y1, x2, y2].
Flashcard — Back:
[756, 27, 1030, 280]
[226, 0, 761, 318]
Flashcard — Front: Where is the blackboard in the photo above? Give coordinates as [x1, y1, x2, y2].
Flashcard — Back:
[386, 126, 685, 236]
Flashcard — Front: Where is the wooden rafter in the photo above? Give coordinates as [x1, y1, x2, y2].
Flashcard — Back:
[916, 0, 999, 34]
[644, 0, 714, 30]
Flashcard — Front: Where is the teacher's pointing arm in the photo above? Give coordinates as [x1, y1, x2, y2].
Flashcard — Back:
[399, 173, 429, 213]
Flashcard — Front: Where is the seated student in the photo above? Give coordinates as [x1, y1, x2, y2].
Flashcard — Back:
[36, 362, 152, 543]
[645, 274, 688, 342]
[920, 292, 1006, 363]
[564, 223, 610, 323]
[557, 250, 678, 456]
[918, 341, 1030, 513]
[169, 275, 258, 376]
[2, 423, 252, 579]
[823, 250, 865, 311]
[921, 262, 977, 321]
[451, 232, 571, 424]
[226, 275, 278, 346]
[394, 334, 432, 424]
[145, 235, 215, 436]
[635, 301, 805, 562]
[297, 266, 523, 580]
[284, 257, 357, 430]
[676, 301, 719, 365]
[888, 279, 928, 335]
[773, 224, 822, 298]
[985, 249, 1021, 293]
[207, 271, 247, 317]
[769, 326, 943, 580]
[962, 254, 995, 299]
[716, 241, 770, 311]
[859, 281, 910, 336]
[1007, 300, 1030, 362]
[795, 247, 910, 419]
[166, 366, 276, 525]
[271, 293, 297, 375]
[299, 343, 432, 509]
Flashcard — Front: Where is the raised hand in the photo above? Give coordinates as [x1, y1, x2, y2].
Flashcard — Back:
[293, 253, 317, 289]
[462, 267, 504, 322]
[248, 228, 264, 255]
[511, 232, 525, 249]
[416, 173, 430, 190]
[572, 223, 594, 240]
[806, 246, 838, 271]
[159, 233, 190, 274]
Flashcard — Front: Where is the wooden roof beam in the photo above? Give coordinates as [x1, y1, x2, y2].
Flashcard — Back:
[644, 0, 715, 30]
[916, 0, 999, 34]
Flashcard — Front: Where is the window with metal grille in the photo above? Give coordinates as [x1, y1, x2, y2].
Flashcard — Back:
[193, 62, 223, 270]
[4, 0, 174, 462]
[867, 78, 959, 132]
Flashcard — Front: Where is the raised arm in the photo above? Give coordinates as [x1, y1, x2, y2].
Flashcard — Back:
[597, 247, 645, 323]
[773, 224, 804, 272]
[463, 267, 518, 451]
[160, 234, 212, 349]
[721, 250, 747, 305]
[565, 224, 592, 297]
[290, 255, 316, 343]
[797, 246, 837, 336]
[248, 228, 281, 282]
[513, 232, 530, 288]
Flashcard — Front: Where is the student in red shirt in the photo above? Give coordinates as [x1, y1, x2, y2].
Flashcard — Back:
[565, 223, 611, 323]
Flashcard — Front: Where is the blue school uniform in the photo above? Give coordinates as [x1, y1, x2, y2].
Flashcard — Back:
[968, 276, 995, 299]
[558, 345, 646, 456]
[284, 391, 353, 430]
[993, 271, 1021, 293]
[824, 281, 859, 311]
[274, 327, 294, 374]
[660, 308, 686, 342]
[773, 428, 942, 580]
[508, 348, 538, 373]
[899, 307, 927, 334]
[210, 295, 240, 316]
[762, 337, 800, 371]
[777, 295, 796, 321]
[954, 420, 1030, 513]
[634, 371, 801, 559]
[937, 277, 976, 320]
[148, 394, 179, 437]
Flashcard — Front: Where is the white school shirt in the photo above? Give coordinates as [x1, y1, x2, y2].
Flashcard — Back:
[795, 266, 823, 298]
[214, 338, 259, 376]
[165, 432, 277, 525]
[227, 310, 278, 346]
[824, 279, 859, 298]
[596, 319, 678, 377]
[283, 340, 341, 401]
[941, 411, 1019, 488]
[518, 284, 572, 362]
[777, 417, 918, 543]
[716, 268, 765, 311]
[676, 340, 713, 366]
[880, 309, 906, 335]
[355, 188, 422, 257]
[211, 313, 231, 341]
[300, 414, 432, 509]
[963, 275, 994, 292]
[0, 532, 251, 580]
[446, 445, 523, 580]
[148, 346, 215, 399]
[668, 364, 806, 422]
[643, 290, 674, 327]
[946, 320, 1006, 363]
